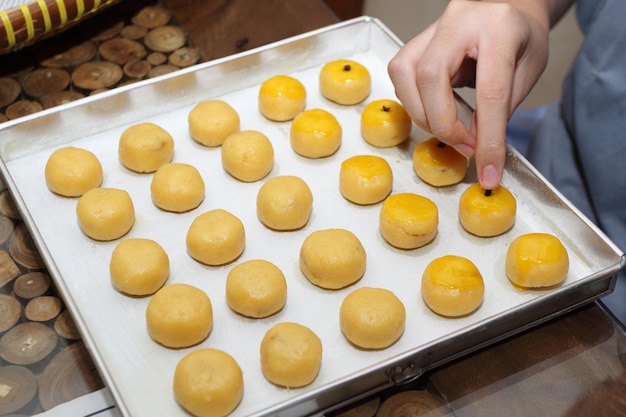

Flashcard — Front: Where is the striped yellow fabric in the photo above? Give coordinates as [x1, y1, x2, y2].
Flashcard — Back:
[55, 0, 68, 27]
[36, 0, 53, 32]
[20, 4, 35, 41]
[0, 12, 15, 48]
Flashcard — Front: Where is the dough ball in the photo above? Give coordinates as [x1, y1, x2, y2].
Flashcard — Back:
[340, 155, 393, 205]
[319, 59, 371, 105]
[506, 233, 569, 288]
[76, 187, 134, 241]
[340, 287, 405, 349]
[110, 238, 169, 296]
[299, 228, 366, 289]
[146, 283, 213, 348]
[150, 162, 205, 213]
[259, 74, 306, 121]
[174, 348, 243, 417]
[413, 137, 467, 186]
[226, 259, 287, 318]
[221, 130, 274, 182]
[379, 193, 438, 249]
[459, 183, 516, 237]
[45, 146, 103, 197]
[260, 322, 322, 388]
[361, 99, 412, 148]
[118, 122, 174, 173]
[421, 255, 485, 317]
[188, 100, 240, 147]
[290, 108, 342, 158]
[186, 209, 245, 266]
[256, 175, 313, 231]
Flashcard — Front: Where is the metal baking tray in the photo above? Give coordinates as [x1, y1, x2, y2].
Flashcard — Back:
[0, 17, 623, 417]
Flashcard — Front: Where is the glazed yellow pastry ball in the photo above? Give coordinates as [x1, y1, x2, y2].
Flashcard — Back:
[146, 283, 213, 348]
[186, 209, 245, 266]
[76, 187, 134, 241]
[188, 100, 240, 147]
[118, 122, 174, 173]
[260, 322, 322, 388]
[110, 238, 169, 296]
[379, 193, 438, 249]
[340, 155, 393, 205]
[299, 228, 366, 290]
[258, 75, 306, 121]
[421, 255, 485, 317]
[45, 146, 103, 197]
[256, 175, 313, 231]
[459, 183, 517, 237]
[150, 162, 205, 213]
[226, 259, 287, 318]
[174, 348, 243, 417]
[361, 99, 412, 148]
[413, 137, 468, 186]
[506, 233, 569, 288]
[319, 59, 371, 105]
[221, 130, 274, 182]
[290, 108, 342, 158]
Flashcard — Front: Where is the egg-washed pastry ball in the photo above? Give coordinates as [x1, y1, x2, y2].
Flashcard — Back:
[506, 233, 569, 288]
[174, 348, 243, 417]
[221, 130, 274, 182]
[186, 209, 245, 266]
[421, 255, 485, 317]
[45, 146, 103, 197]
[361, 99, 412, 148]
[118, 122, 174, 173]
[258, 74, 306, 121]
[379, 193, 438, 249]
[290, 108, 342, 158]
[226, 259, 287, 318]
[146, 283, 213, 348]
[340, 287, 405, 350]
[76, 187, 134, 241]
[319, 59, 371, 105]
[413, 137, 468, 186]
[150, 162, 205, 213]
[300, 228, 366, 290]
[340, 155, 393, 205]
[459, 183, 516, 237]
[110, 238, 169, 296]
[188, 100, 240, 147]
[260, 322, 322, 388]
[256, 175, 313, 230]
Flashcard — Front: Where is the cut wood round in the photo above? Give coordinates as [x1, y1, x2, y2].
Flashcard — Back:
[0, 365, 37, 415]
[146, 51, 167, 66]
[99, 38, 147, 65]
[22, 68, 71, 98]
[9, 223, 45, 270]
[0, 250, 20, 289]
[0, 294, 21, 333]
[54, 310, 81, 340]
[169, 47, 201, 68]
[0, 113, 7, 123]
[131, 5, 172, 29]
[0, 77, 21, 108]
[38, 41, 98, 68]
[0, 214, 15, 244]
[41, 91, 85, 109]
[13, 272, 51, 300]
[5, 100, 42, 120]
[123, 59, 151, 79]
[89, 20, 125, 42]
[0, 322, 58, 365]
[72, 62, 123, 90]
[333, 397, 380, 417]
[121, 24, 148, 40]
[144, 26, 186, 53]
[0, 190, 21, 219]
[148, 64, 179, 78]
[376, 390, 448, 417]
[25, 296, 62, 323]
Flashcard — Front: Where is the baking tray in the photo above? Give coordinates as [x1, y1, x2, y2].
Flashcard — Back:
[0, 17, 623, 417]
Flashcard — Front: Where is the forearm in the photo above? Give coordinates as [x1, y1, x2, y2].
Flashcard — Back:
[480, 0, 575, 30]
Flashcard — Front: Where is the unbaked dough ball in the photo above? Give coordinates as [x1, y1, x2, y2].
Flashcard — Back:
[118, 122, 174, 173]
[150, 162, 205, 212]
[260, 322, 322, 388]
[506, 233, 569, 288]
[319, 59, 371, 105]
[413, 137, 467, 186]
[340, 155, 393, 205]
[290, 108, 342, 158]
[110, 238, 169, 296]
[45, 146, 103, 197]
[226, 259, 287, 318]
[459, 183, 516, 237]
[340, 287, 406, 349]
[186, 209, 245, 266]
[76, 187, 134, 241]
[258, 74, 306, 121]
[256, 175, 313, 230]
[221, 130, 274, 182]
[361, 99, 412, 148]
[379, 193, 438, 249]
[174, 348, 243, 417]
[299, 228, 366, 290]
[188, 100, 240, 147]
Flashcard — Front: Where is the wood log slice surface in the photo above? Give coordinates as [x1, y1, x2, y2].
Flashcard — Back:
[0, 77, 21, 108]
[72, 62, 124, 91]
[13, 272, 51, 300]
[0, 294, 21, 333]
[0, 191, 21, 219]
[144, 26, 186, 52]
[99, 38, 148, 65]
[131, 5, 172, 28]
[0, 250, 20, 289]
[376, 390, 449, 417]
[123, 59, 152, 79]
[169, 46, 200, 67]
[0, 215, 15, 245]
[22, 69, 71, 98]
[0, 322, 58, 365]
[41, 91, 85, 109]
[38, 41, 98, 68]
[9, 223, 45, 270]
[24, 296, 62, 323]
[0, 365, 37, 415]
[54, 311, 82, 340]
[5, 100, 43, 120]
[121, 25, 148, 40]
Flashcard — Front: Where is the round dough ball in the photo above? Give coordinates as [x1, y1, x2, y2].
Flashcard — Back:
[413, 137, 468, 186]
[76, 187, 134, 241]
[45, 146, 103, 197]
[506, 233, 569, 288]
[259, 75, 306, 121]
[221, 130, 274, 182]
[186, 209, 245, 266]
[340, 287, 405, 349]
[188, 100, 240, 147]
[299, 228, 366, 289]
[361, 99, 412, 148]
[110, 238, 169, 296]
[421, 255, 485, 317]
[256, 175, 313, 230]
[340, 155, 393, 205]
[150, 162, 205, 212]
[118, 122, 174, 173]
[319, 59, 371, 105]
[174, 348, 243, 417]
[459, 183, 516, 237]
[146, 283, 213, 348]
[379, 193, 438, 249]
[226, 259, 287, 318]
[290, 108, 342, 158]
[260, 322, 322, 388]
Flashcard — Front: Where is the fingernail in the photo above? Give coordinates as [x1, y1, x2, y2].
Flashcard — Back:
[481, 164, 500, 189]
